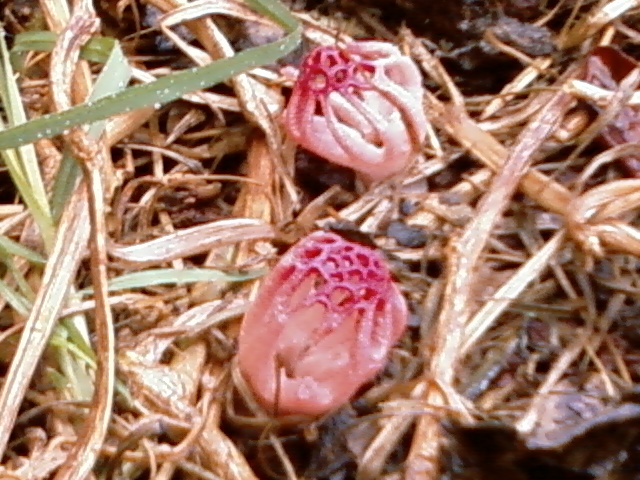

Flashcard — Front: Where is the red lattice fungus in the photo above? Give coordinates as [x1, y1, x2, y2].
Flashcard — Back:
[237, 231, 407, 417]
[284, 41, 428, 182]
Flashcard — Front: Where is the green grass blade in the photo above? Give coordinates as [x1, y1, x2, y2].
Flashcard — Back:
[12, 32, 115, 64]
[50, 37, 132, 217]
[0, 0, 301, 150]
[0, 278, 31, 317]
[0, 235, 47, 264]
[79, 267, 265, 294]
[246, 0, 299, 30]
[0, 26, 54, 248]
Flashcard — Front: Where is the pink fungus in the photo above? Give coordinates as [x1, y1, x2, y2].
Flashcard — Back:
[284, 41, 428, 182]
[237, 231, 407, 417]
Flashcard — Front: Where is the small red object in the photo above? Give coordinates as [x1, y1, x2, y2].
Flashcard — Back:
[284, 41, 428, 182]
[237, 231, 407, 417]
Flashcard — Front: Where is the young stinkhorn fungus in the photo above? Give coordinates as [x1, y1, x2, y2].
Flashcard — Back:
[284, 41, 428, 183]
[237, 231, 407, 417]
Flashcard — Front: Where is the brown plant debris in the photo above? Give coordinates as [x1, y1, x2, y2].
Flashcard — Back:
[5, 0, 640, 479]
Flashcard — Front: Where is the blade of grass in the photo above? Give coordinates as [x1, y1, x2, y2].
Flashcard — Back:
[0, 236, 47, 264]
[0, 26, 54, 248]
[79, 267, 265, 294]
[0, 278, 31, 317]
[0, 0, 301, 150]
[50, 37, 132, 218]
[12, 32, 115, 64]
[1, 254, 35, 302]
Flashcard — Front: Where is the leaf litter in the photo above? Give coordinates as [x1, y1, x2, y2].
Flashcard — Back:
[3, 0, 640, 479]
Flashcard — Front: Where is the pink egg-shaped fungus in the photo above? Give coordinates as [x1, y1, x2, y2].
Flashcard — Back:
[284, 41, 428, 182]
[237, 231, 407, 417]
